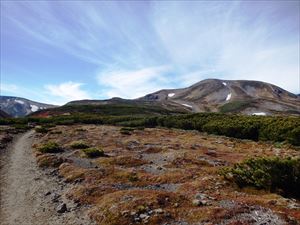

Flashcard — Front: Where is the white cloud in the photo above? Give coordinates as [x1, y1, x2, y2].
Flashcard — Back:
[97, 66, 172, 99]
[152, 1, 300, 93]
[0, 83, 19, 94]
[44, 81, 90, 103]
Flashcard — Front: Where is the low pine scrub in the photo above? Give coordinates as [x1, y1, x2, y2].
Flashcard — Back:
[70, 141, 89, 149]
[222, 157, 300, 199]
[120, 127, 135, 135]
[38, 141, 62, 153]
[35, 126, 49, 133]
[82, 147, 105, 158]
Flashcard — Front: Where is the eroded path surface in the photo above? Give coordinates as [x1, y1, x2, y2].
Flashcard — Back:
[0, 130, 94, 225]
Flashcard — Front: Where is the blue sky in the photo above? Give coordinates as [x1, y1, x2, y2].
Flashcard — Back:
[0, 1, 299, 105]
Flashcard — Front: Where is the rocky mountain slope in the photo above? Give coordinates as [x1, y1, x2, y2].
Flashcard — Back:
[29, 79, 300, 117]
[140, 79, 300, 115]
[0, 109, 11, 118]
[0, 96, 56, 117]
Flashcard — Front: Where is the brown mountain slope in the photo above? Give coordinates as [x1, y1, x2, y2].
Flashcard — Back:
[31, 79, 300, 117]
[139, 79, 300, 115]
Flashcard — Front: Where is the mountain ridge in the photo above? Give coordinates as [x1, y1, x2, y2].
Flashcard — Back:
[3, 79, 300, 117]
[139, 79, 300, 115]
[0, 96, 57, 117]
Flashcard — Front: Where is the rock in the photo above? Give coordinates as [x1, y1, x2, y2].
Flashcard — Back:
[268, 200, 277, 205]
[192, 199, 201, 206]
[157, 166, 163, 170]
[45, 191, 51, 196]
[191, 144, 201, 149]
[74, 178, 84, 184]
[195, 193, 208, 200]
[139, 213, 149, 219]
[121, 210, 130, 216]
[154, 208, 164, 214]
[56, 203, 67, 213]
[130, 211, 137, 216]
[192, 199, 208, 206]
[288, 202, 300, 209]
[205, 149, 217, 157]
[51, 193, 60, 202]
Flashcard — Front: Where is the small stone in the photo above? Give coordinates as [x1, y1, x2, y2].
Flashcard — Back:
[56, 203, 67, 213]
[206, 150, 217, 157]
[174, 203, 179, 207]
[288, 203, 300, 209]
[45, 191, 51, 196]
[51, 193, 60, 202]
[121, 210, 130, 216]
[139, 213, 148, 219]
[195, 193, 208, 200]
[154, 208, 163, 214]
[192, 199, 201, 206]
[130, 211, 137, 216]
[268, 200, 277, 205]
[192, 199, 208, 206]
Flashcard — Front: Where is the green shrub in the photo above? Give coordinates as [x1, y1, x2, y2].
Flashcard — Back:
[128, 173, 139, 182]
[38, 141, 62, 153]
[120, 127, 135, 135]
[287, 127, 300, 146]
[221, 157, 300, 199]
[70, 141, 89, 149]
[219, 101, 252, 113]
[35, 126, 49, 133]
[82, 147, 105, 158]
[13, 124, 30, 130]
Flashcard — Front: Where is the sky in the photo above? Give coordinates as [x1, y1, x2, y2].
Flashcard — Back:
[0, 1, 299, 105]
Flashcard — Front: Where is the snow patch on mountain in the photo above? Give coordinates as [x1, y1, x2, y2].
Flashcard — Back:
[252, 112, 266, 116]
[15, 100, 25, 104]
[222, 82, 227, 86]
[181, 103, 193, 108]
[30, 105, 39, 112]
[226, 93, 232, 101]
[168, 93, 175, 97]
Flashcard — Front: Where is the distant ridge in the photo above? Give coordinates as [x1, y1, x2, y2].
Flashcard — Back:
[139, 79, 300, 115]
[17, 79, 300, 117]
[0, 96, 57, 117]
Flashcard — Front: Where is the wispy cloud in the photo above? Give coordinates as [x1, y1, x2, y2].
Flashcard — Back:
[1, 0, 299, 103]
[152, 1, 299, 92]
[0, 83, 19, 94]
[97, 66, 172, 99]
[44, 82, 91, 104]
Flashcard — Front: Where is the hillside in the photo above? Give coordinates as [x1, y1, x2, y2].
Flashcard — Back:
[140, 79, 300, 115]
[0, 109, 10, 118]
[30, 98, 189, 117]
[31, 79, 300, 117]
[0, 96, 57, 117]
[27, 124, 300, 224]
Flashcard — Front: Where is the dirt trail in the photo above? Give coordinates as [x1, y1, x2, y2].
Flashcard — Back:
[0, 130, 94, 225]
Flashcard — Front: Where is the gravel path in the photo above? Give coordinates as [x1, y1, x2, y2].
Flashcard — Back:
[0, 130, 95, 225]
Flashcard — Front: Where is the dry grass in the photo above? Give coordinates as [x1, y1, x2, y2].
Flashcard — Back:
[32, 125, 300, 224]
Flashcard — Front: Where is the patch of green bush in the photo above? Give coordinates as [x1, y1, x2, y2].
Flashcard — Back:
[12, 124, 30, 131]
[70, 141, 89, 149]
[221, 157, 300, 199]
[1, 112, 299, 146]
[35, 126, 49, 133]
[38, 141, 62, 153]
[120, 127, 135, 135]
[82, 147, 105, 158]
[219, 101, 252, 113]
